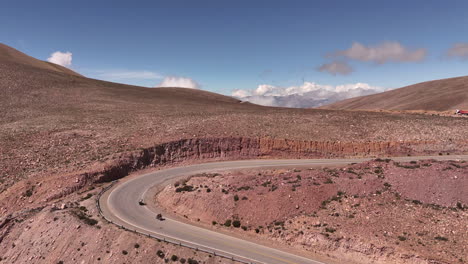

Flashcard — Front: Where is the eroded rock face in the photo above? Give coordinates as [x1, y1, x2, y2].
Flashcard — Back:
[2, 136, 467, 214]
[88, 137, 467, 184]
[76, 137, 468, 186]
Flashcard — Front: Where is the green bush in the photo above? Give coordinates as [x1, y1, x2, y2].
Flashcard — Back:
[224, 219, 232, 227]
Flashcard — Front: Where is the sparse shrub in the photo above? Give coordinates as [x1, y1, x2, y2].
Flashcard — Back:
[24, 187, 34, 197]
[255, 228, 260, 233]
[398, 236, 407, 241]
[383, 182, 391, 188]
[212, 221, 217, 225]
[206, 188, 211, 193]
[134, 243, 139, 249]
[232, 220, 241, 228]
[175, 185, 194, 192]
[81, 193, 93, 201]
[157, 250, 165, 258]
[325, 227, 336, 233]
[434, 236, 448, 241]
[233, 195, 239, 201]
[187, 258, 198, 264]
[237, 186, 250, 191]
[224, 219, 232, 227]
[171, 255, 178, 261]
[122, 250, 128, 255]
[180, 258, 186, 263]
[241, 226, 248, 231]
[72, 210, 98, 226]
[324, 178, 333, 184]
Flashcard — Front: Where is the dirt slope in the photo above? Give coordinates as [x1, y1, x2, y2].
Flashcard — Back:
[0, 43, 82, 77]
[321, 76, 468, 111]
[157, 159, 468, 264]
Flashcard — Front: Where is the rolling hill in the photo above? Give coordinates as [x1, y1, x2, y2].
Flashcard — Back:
[1, 43, 468, 264]
[321, 76, 468, 111]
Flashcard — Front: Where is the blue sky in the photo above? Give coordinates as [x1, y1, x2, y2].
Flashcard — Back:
[1, 0, 468, 97]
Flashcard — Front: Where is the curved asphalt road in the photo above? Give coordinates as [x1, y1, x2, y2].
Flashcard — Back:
[100, 155, 468, 264]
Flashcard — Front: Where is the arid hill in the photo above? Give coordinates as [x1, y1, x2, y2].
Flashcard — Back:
[0, 43, 82, 77]
[1, 42, 467, 195]
[1, 43, 467, 264]
[321, 76, 468, 111]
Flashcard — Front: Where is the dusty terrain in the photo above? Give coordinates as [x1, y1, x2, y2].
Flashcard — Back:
[156, 159, 468, 264]
[0, 183, 234, 264]
[1, 43, 467, 263]
[321, 75, 468, 111]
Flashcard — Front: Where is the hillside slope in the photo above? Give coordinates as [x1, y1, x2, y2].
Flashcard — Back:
[321, 76, 468, 111]
[1, 43, 468, 264]
[1, 42, 467, 187]
[0, 43, 82, 77]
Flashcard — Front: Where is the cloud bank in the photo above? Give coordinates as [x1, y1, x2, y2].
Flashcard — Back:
[317, 61, 353, 75]
[232, 82, 384, 108]
[333, 42, 427, 64]
[447, 43, 468, 59]
[47, 51, 73, 68]
[156, 76, 200, 89]
[96, 70, 162, 80]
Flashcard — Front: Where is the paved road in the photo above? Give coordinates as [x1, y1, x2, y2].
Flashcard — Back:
[99, 155, 468, 264]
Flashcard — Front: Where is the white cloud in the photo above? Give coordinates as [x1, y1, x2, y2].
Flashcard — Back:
[95, 70, 162, 80]
[47, 51, 72, 68]
[317, 61, 353, 75]
[333, 42, 427, 64]
[156, 76, 200, 89]
[232, 82, 384, 108]
[447, 43, 468, 59]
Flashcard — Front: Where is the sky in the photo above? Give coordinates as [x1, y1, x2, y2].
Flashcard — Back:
[1, 0, 468, 107]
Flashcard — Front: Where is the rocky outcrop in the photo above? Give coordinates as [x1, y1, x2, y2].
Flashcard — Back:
[46, 137, 468, 201]
[259, 138, 468, 157]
